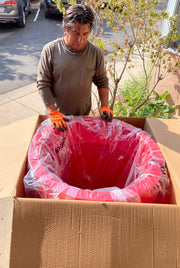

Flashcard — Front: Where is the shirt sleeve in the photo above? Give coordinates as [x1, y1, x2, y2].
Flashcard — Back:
[37, 43, 56, 107]
[93, 47, 109, 89]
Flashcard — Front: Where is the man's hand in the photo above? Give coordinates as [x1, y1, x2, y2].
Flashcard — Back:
[100, 106, 114, 122]
[49, 110, 70, 132]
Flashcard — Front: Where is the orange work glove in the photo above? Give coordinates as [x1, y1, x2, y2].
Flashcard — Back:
[49, 110, 70, 132]
[100, 106, 114, 122]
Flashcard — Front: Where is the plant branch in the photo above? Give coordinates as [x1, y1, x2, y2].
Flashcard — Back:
[110, 43, 134, 110]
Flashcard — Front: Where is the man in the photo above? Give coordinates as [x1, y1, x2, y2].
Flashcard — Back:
[37, 4, 113, 131]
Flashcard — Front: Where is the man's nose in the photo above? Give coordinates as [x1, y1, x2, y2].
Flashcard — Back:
[77, 35, 82, 42]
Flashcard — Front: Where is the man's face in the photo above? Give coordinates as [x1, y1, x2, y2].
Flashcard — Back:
[64, 22, 90, 52]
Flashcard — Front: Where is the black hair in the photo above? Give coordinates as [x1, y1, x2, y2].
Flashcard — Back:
[63, 4, 95, 31]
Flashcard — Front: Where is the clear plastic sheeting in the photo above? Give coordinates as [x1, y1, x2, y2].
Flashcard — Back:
[24, 117, 170, 203]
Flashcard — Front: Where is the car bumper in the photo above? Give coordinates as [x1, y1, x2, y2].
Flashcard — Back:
[0, 15, 21, 23]
[45, 6, 61, 15]
[0, 7, 21, 23]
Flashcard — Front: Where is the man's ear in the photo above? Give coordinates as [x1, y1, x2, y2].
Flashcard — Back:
[63, 27, 67, 36]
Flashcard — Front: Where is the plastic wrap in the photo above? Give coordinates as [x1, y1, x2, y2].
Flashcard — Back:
[24, 116, 170, 203]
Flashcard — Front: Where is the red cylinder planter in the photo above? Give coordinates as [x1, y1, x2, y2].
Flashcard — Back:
[24, 117, 170, 203]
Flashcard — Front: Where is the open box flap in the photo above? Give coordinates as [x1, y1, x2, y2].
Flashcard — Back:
[0, 116, 40, 198]
[145, 118, 180, 204]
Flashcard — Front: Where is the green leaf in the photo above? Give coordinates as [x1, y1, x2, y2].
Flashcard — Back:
[159, 91, 169, 100]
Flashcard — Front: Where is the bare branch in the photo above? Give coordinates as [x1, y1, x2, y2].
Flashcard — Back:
[110, 44, 133, 110]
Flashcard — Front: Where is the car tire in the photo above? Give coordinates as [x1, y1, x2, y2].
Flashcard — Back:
[44, 9, 50, 18]
[28, 1, 32, 14]
[18, 9, 26, 27]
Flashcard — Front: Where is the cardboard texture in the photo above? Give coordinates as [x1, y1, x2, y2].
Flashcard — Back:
[145, 118, 180, 204]
[0, 116, 180, 268]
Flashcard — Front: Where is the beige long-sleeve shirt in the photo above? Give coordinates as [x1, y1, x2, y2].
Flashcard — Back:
[37, 38, 109, 115]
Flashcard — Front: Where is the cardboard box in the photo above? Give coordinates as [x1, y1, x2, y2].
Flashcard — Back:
[0, 116, 180, 268]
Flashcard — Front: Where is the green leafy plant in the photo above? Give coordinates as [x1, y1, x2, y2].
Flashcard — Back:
[114, 74, 180, 118]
